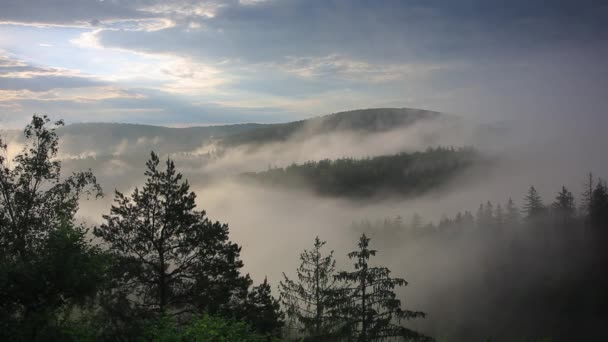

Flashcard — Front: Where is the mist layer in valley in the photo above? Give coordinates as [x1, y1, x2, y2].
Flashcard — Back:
[4, 108, 608, 340]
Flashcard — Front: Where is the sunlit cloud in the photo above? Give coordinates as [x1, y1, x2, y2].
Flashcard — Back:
[0, 0, 606, 127]
[139, 1, 226, 19]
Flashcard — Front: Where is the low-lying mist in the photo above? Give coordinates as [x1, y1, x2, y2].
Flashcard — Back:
[9, 110, 608, 340]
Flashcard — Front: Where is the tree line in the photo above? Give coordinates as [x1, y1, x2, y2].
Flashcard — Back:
[241, 147, 477, 199]
[350, 177, 608, 340]
[0, 116, 431, 341]
[3, 116, 607, 341]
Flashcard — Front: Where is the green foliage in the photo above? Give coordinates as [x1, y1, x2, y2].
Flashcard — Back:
[335, 234, 431, 342]
[141, 314, 272, 342]
[0, 115, 105, 341]
[242, 147, 477, 198]
[94, 152, 251, 322]
[239, 277, 285, 338]
[8, 115, 608, 341]
[279, 237, 343, 338]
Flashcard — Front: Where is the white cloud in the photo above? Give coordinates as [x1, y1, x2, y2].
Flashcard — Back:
[159, 57, 231, 94]
[70, 28, 104, 49]
[139, 1, 226, 19]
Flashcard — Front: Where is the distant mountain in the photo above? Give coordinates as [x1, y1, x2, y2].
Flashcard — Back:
[220, 108, 440, 147]
[53, 108, 442, 157]
[56, 122, 263, 157]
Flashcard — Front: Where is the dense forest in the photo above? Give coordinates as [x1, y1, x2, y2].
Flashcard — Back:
[351, 181, 608, 341]
[2, 116, 608, 341]
[0, 117, 431, 341]
[241, 147, 478, 198]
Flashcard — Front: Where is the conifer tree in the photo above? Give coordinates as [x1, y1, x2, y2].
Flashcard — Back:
[475, 202, 494, 228]
[279, 237, 342, 339]
[522, 186, 545, 219]
[495, 203, 504, 228]
[335, 234, 431, 342]
[589, 180, 608, 231]
[580, 172, 594, 217]
[241, 277, 285, 338]
[94, 152, 250, 320]
[505, 198, 521, 226]
[552, 186, 576, 225]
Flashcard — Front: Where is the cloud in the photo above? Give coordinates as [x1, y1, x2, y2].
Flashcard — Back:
[86, 0, 608, 65]
[0, 0, 151, 27]
[274, 54, 444, 83]
[0, 53, 105, 91]
[0, 75, 105, 92]
[1, 0, 607, 127]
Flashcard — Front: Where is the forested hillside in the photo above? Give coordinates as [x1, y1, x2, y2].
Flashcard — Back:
[241, 147, 478, 198]
[3, 116, 607, 341]
[350, 180, 608, 341]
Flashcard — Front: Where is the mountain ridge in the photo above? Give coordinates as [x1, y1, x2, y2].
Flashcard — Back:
[49, 107, 443, 157]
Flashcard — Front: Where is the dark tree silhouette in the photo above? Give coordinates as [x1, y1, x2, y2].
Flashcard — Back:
[335, 234, 431, 342]
[522, 186, 545, 219]
[242, 147, 477, 199]
[0, 115, 104, 339]
[580, 172, 595, 217]
[94, 152, 250, 321]
[240, 277, 284, 338]
[589, 180, 608, 247]
[552, 186, 576, 225]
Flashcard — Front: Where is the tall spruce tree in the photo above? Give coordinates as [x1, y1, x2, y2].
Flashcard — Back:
[589, 180, 608, 231]
[335, 234, 431, 342]
[522, 186, 545, 219]
[279, 237, 342, 339]
[94, 152, 250, 321]
[580, 172, 595, 217]
[552, 186, 576, 225]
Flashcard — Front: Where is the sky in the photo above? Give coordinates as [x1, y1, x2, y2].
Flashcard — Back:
[0, 0, 607, 127]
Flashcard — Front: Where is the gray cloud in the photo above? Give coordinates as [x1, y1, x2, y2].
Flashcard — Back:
[1, 0, 607, 126]
[0, 54, 105, 91]
[0, 75, 105, 91]
[0, 0, 151, 26]
[91, 0, 608, 63]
